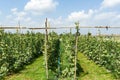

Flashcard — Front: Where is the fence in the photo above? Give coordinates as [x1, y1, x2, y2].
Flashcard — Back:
[0, 18, 120, 79]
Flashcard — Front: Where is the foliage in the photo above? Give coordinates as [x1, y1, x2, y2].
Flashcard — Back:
[58, 34, 80, 79]
[2, 29, 119, 80]
[0, 30, 44, 79]
[44, 32, 80, 79]
[78, 35, 120, 79]
[47, 32, 60, 78]
[0, 30, 80, 79]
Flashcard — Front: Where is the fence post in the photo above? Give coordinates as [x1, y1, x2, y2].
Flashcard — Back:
[74, 22, 79, 80]
[45, 18, 49, 79]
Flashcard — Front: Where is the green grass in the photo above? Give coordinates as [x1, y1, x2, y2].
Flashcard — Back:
[5, 53, 115, 80]
[6, 56, 46, 80]
[78, 53, 115, 80]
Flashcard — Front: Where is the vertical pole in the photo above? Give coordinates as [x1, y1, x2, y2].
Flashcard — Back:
[48, 22, 50, 33]
[18, 20, 20, 28]
[17, 21, 20, 33]
[70, 28, 72, 34]
[74, 22, 79, 80]
[19, 21, 21, 33]
[98, 29, 101, 37]
[45, 18, 48, 41]
[45, 18, 49, 79]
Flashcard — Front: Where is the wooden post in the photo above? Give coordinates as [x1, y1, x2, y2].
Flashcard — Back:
[45, 18, 49, 79]
[98, 29, 101, 37]
[74, 22, 79, 80]
[70, 28, 72, 34]
[17, 21, 20, 33]
[48, 22, 50, 33]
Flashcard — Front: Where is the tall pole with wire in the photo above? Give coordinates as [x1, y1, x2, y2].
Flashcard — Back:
[45, 18, 49, 79]
[74, 22, 79, 80]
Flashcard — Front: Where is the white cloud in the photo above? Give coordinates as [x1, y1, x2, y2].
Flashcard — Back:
[5, 8, 35, 26]
[64, 0, 120, 26]
[117, 15, 120, 18]
[93, 12, 120, 26]
[11, 8, 27, 20]
[94, 12, 117, 20]
[49, 16, 63, 26]
[24, 0, 58, 15]
[101, 0, 120, 8]
[11, 8, 18, 13]
[25, 17, 31, 22]
[67, 9, 95, 22]
[66, 8, 120, 26]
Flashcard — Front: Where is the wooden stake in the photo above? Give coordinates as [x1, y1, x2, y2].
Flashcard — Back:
[74, 22, 79, 80]
[17, 21, 20, 33]
[70, 28, 72, 34]
[45, 18, 49, 79]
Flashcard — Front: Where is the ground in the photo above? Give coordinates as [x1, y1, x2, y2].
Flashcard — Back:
[6, 53, 115, 80]
[78, 53, 115, 80]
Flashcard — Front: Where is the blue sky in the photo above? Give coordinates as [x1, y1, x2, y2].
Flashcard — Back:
[0, 0, 120, 34]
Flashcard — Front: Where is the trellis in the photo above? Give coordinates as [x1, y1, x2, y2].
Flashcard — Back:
[1, 18, 120, 80]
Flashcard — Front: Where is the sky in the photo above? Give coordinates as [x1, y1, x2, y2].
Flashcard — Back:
[0, 0, 120, 34]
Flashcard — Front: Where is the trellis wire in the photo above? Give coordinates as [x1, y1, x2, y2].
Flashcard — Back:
[1, 26, 120, 30]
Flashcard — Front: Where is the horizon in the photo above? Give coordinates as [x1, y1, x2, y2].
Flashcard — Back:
[0, 0, 120, 34]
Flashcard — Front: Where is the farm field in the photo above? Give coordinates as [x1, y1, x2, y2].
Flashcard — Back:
[0, 30, 120, 80]
[1, 0, 120, 80]
[5, 53, 115, 80]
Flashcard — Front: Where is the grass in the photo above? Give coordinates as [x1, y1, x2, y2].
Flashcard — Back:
[6, 56, 46, 80]
[5, 53, 115, 80]
[78, 53, 115, 80]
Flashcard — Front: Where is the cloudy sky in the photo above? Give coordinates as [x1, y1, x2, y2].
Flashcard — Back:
[0, 0, 120, 34]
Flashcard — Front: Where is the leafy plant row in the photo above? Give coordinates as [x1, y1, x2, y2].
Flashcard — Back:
[59, 34, 75, 79]
[59, 34, 82, 80]
[45, 33, 80, 80]
[46, 32, 60, 79]
[0, 30, 44, 79]
[0, 30, 81, 80]
[78, 35, 120, 79]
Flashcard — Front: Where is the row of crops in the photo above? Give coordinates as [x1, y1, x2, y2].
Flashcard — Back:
[0, 30, 44, 79]
[47, 33, 120, 79]
[44, 32, 80, 79]
[0, 30, 80, 80]
[78, 35, 120, 79]
[0, 29, 120, 79]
